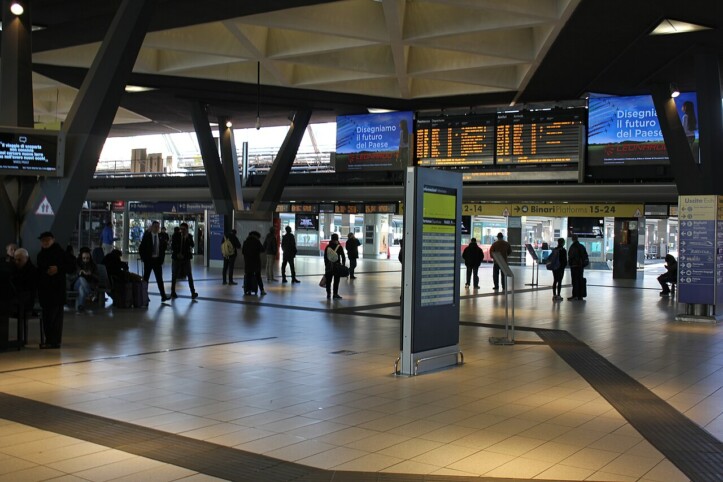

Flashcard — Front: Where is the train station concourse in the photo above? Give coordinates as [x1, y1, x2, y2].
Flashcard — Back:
[2, 1, 723, 481]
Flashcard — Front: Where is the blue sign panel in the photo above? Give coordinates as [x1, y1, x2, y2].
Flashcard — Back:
[208, 213, 224, 262]
[678, 196, 717, 305]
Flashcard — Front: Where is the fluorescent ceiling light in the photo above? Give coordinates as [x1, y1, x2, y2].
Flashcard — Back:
[367, 108, 395, 113]
[124, 85, 156, 93]
[650, 19, 710, 35]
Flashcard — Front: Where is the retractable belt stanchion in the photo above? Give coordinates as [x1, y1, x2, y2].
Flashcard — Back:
[524, 243, 539, 288]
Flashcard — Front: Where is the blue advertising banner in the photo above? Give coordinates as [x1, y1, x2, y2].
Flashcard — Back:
[588, 93, 698, 166]
[208, 213, 224, 262]
[678, 196, 716, 305]
[335, 111, 413, 171]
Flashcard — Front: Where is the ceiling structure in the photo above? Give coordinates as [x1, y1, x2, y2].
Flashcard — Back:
[7, 0, 723, 136]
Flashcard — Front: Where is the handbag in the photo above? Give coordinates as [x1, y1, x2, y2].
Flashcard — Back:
[319, 275, 327, 288]
[334, 264, 350, 278]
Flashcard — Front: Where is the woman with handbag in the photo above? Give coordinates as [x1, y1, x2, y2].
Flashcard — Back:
[324, 233, 346, 300]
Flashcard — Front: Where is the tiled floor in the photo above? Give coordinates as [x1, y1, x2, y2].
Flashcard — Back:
[0, 257, 720, 481]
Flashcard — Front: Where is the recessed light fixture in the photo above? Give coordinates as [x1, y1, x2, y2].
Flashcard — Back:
[650, 19, 710, 35]
[225, 121, 233, 128]
[10, 2, 24, 16]
[670, 83, 680, 98]
[124, 85, 156, 93]
[367, 108, 395, 114]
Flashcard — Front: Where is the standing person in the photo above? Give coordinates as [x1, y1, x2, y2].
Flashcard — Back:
[462, 238, 483, 289]
[489, 232, 512, 291]
[263, 227, 278, 282]
[281, 226, 300, 283]
[324, 233, 346, 300]
[242, 231, 266, 295]
[101, 221, 115, 255]
[221, 229, 241, 285]
[170, 222, 198, 299]
[567, 234, 588, 301]
[549, 238, 568, 301]
[12, 248, 38, 315]
[345, 232, 361, 279]
[658, 254, 678, 297]
[139, 221, 170, 301]
[72, 248, 99, 313]
[36, 232, 74, 349]
[159, 226, 170, 246]
[4, 242, 17, 266]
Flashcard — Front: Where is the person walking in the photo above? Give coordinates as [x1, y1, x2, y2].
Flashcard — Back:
[36, 231, 74, 349]
[345, 232, 361, 279]
[549, 238, 568, 301]
[281, 226, 300, 283]
[263, 227, 278, 282]
[139, 221, 170, 302]
[242, 231, 266, 295]
[462, 238, 483, 289]
[658, 254, 678, 296]
[489, 232, 512, 291]
[324, 233, 346, 300]
[221, 229, 242, 285]
[101, 221, 115, 255]
[170, 222, 198, 299]
[567, 234, 588, 301]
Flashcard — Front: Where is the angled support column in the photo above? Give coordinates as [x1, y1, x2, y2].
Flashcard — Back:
[250, 110, 312, 216]
[191, 103, 232, 216]
[19, 0, 157, 249]
[650, 84, 703, 195]
[694, 53, 723, 194]
[0, 0, 34, 247]
[218, 117, 244, 211]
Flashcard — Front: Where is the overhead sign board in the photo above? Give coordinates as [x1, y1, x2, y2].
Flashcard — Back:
[462, 203, 644, 218]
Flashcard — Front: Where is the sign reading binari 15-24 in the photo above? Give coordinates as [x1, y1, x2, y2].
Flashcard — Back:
[335, 111, 413, 171]
[587, 92, 698, 167]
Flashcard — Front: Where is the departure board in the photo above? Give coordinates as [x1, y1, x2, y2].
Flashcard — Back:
[496, 109, 584, 164]
[416, 114, 495, 166]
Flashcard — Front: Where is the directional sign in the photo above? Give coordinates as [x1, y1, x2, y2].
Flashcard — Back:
[462, 203, 644, 218]
[35, 196, 54, 216]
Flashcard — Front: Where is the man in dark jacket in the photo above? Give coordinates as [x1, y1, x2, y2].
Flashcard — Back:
[242, 231, 266, 295]
[462, 238, 484, 289]
[281, 226, 300, 283]
[263, 227, 277, 282]
[489, 232, 512, 291]
[222, 229, 242, 285]
[36, 231, 74, 348]
[567, 234, 588, 300]
[12, 248, 37, 315]
[345, 232, 361, 279]
[170, 222, 198, 299]
[658, 254, 678, 296]
[550, 238, 568, 301]
[139, 221, 170, 301]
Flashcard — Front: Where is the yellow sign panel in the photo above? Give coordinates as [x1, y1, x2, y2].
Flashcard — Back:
[678, 195, 716, 221]
[719, 197, 723, 221]
[462, 203, 644, 218]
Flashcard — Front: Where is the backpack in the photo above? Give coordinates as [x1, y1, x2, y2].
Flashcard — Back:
[221, 237, 235, 257]
[545, 248, 560, 271]
[326, 245, 339, 263]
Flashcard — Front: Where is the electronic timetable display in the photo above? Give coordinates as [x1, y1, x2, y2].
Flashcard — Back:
[0, 128, 63, 176]
[495, 110, 584, 164]
[414, 107, 585, 181]
[416, 114, 495, 166]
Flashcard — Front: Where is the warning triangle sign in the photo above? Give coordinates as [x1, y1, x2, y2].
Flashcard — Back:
[36, 196, 55, 216]
[634, 209, 642, 217]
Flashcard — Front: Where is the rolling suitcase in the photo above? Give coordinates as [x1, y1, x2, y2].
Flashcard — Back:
[581, 277, 587, 298]
[132, 280, 149, 308]
[113, 282, 133, 308]
[244, 273, 258, 295]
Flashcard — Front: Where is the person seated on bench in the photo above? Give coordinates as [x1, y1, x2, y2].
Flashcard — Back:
[103, 249, 129, 284]
[71, 248, 99, 312]
[658, 254, 677, 297]
[11, 248, 37, 315]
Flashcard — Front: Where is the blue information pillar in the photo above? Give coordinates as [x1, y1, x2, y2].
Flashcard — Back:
[677, 195, 723, 322]
[399, 167, 464, 375]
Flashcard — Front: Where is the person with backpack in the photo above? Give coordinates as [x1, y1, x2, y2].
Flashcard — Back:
[567, 234, 589, 301]
[221, 229, 242, 285]
[324, 233, 346, 300]
[546, 238, 567, 301]
[462, 238, 483, 289]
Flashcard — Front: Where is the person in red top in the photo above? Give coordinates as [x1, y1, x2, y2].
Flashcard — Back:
[489, 232, 512, 291]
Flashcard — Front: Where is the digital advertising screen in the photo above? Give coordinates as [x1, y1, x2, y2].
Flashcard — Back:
[0, 128, 63, 176]
[587, 92, 698, 167]
[568, 217, 604, 238]
[295, 213, 319, 231]
[335, 111, 413, 171]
